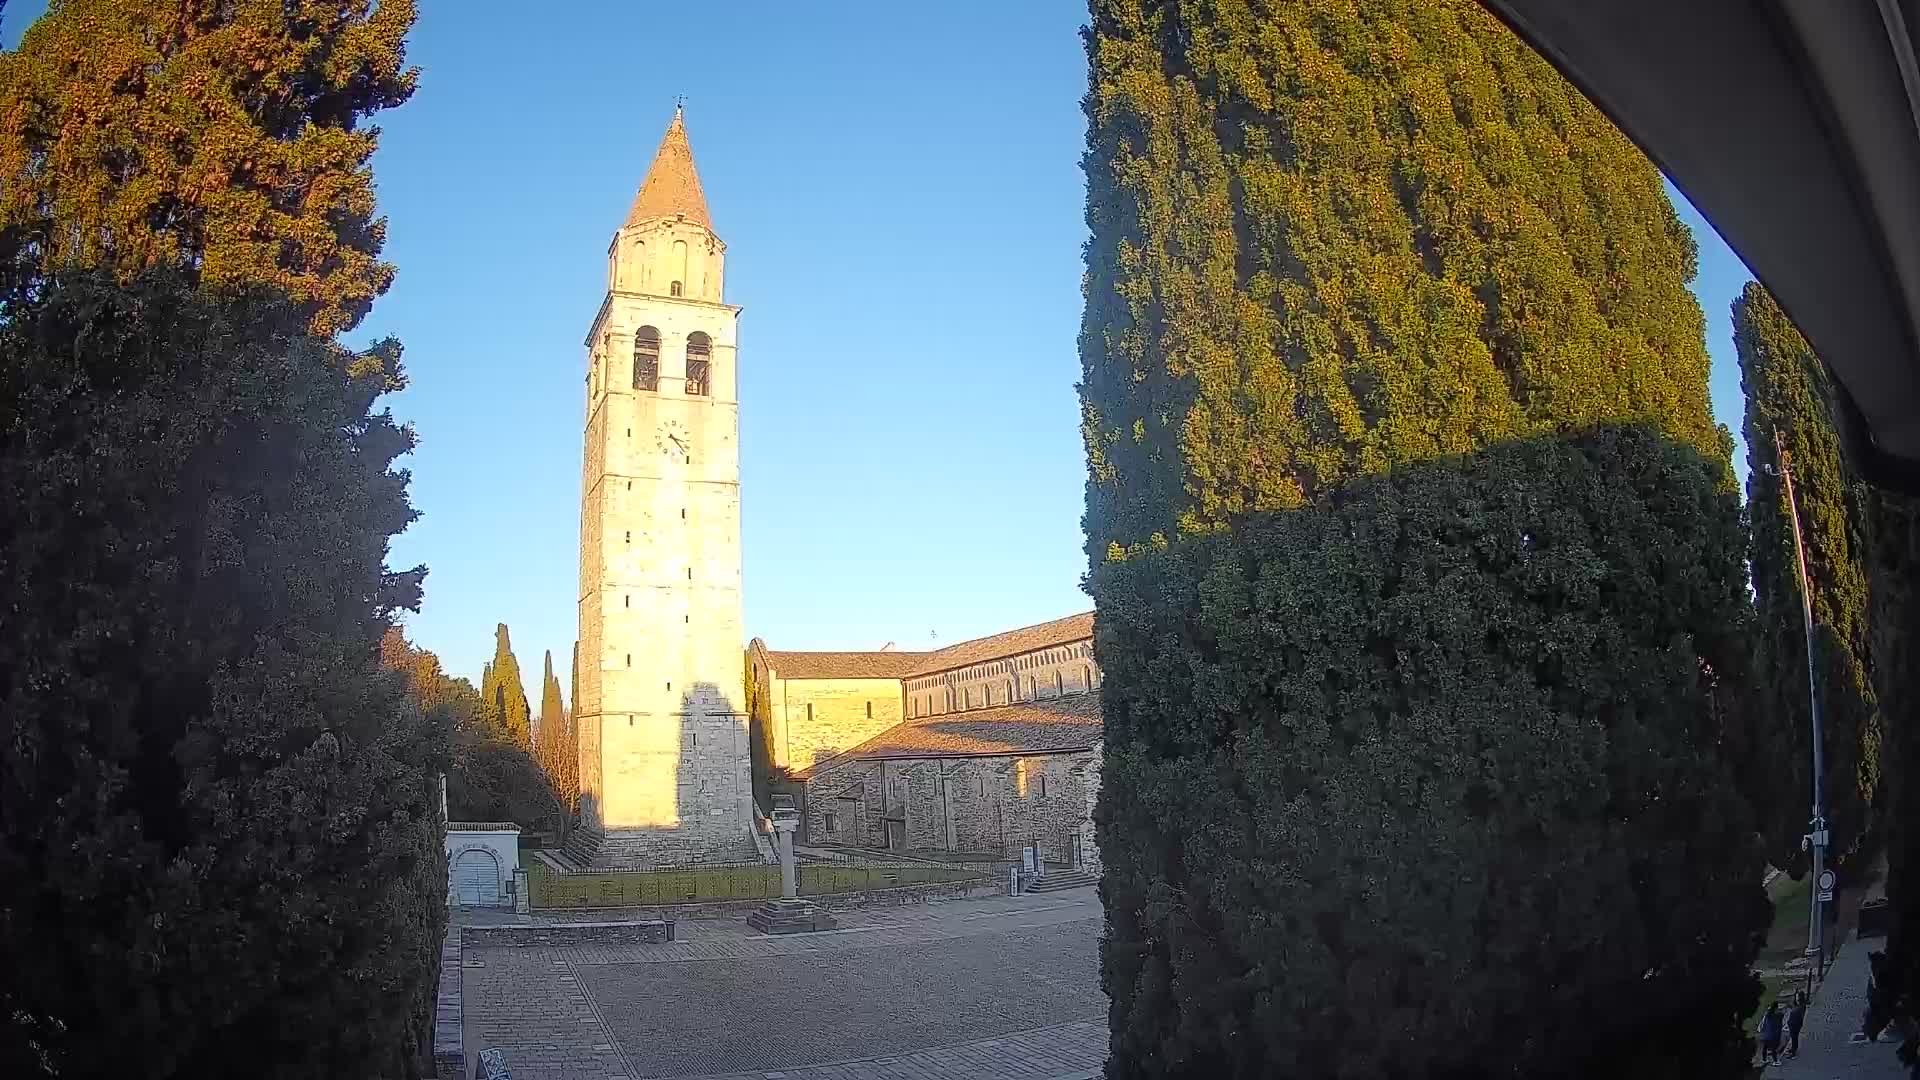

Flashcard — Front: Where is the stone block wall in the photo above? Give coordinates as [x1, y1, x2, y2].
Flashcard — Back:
[803, 745, 1102, 867]
[765, 676, 904, 772]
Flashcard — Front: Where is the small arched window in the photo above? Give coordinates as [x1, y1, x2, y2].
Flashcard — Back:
[1025, 675, 1036, 700]
[1005, 679, 1013, 704]
[670, 280, 683, 297]
[685, 332, 712, 396]
[633, 326, 660, 391]
[1083, 664, 1093, 690]
[946, 687, 955, 712]
[1054, 671, 1064, 696]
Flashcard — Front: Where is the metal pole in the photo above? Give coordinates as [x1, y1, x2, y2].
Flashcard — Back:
[1776, 431, 1828, 999]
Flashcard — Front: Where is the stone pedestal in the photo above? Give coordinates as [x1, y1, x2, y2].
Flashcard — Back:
[747, 897, 837, 935]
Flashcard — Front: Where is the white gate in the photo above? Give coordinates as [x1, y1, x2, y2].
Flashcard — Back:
[452, 848, 501, 907]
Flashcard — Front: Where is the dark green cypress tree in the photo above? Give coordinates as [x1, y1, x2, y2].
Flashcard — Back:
[1080, 0, 1728, 560]
[1080, 2, 1761, 1075]
[538, 649, 564, 788]
[0, 272, 444, 1077]
[1866, 492, 1920, 1062]
[480, 623, 531, 751]
[1734, 282, 1879, 871]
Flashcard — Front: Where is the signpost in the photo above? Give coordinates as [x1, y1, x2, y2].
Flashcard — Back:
[1818, 869, 1836, 905]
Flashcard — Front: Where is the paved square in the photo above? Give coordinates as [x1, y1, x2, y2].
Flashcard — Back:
[462, 889, 1108, 1080]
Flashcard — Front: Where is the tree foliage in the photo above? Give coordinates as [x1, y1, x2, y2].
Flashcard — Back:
[1079, 0, 1728, 561]
[534, 649, 576, 817]
[1092, 428, 1765, 1078]
[566, 642, 582, 813]
[1734, 282, 1879, 870]
[379, 628, 556, 831]
[1867, 492, 1920, 1070]
[479, 622, 531, 751]
[0, 0, 418, 337]
[1079, 2, 1759, 1075]
[0, 271, 444, 1078]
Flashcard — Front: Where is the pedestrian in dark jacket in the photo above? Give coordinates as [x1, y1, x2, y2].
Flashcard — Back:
[1786, 991, 1808, 1057]
[1759, 1001, 1785, 1064]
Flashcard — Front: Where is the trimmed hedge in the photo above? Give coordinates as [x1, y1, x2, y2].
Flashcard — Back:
[1092, 427, 1766, 1078]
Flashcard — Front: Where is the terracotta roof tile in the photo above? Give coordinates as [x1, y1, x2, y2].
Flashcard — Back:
[907, 611, 1094, 676]
[761, 611, 1095, 683]
[800, 693, 1102, 775]
[625, 107, 712, 231]
[763, 651, 926, 680]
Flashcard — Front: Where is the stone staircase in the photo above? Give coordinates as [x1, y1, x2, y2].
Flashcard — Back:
[1023, 868, 1099, 893]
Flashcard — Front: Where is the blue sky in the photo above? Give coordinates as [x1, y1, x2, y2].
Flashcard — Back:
[4, 1, 1759, 696]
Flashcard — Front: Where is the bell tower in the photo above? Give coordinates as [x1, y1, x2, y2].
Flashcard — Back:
[575, 106, 755, 865]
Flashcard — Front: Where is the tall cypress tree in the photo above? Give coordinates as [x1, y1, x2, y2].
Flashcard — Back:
[0, 273, 445, 1077]
[479, 624, 531, 751]
[1081, 2, 1760, 1074]
[1866, 492, 1920, 1059]
[1734, 282, 1879, 871]
[1081, 0, 1727, 559]
[538, 650, 564, 789]
[0, 0, 418, 336]
[0, 2, 437, 1074]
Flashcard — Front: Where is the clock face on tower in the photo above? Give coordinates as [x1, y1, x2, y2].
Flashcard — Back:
[655, 419, 690, 463]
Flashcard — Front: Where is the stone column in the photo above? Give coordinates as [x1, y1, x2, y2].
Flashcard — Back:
[775, 818, 798, 899]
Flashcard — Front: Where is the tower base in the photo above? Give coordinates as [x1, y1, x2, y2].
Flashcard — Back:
[564, 821, 766, 869]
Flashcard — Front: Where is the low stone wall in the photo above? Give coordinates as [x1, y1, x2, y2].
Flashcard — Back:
[460, 919, 675, 949]
[432, 924, 463, 1079]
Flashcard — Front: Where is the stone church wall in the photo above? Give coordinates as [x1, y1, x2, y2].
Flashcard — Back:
[765, 676, 904, 772]
[803, 746, 1102, 868]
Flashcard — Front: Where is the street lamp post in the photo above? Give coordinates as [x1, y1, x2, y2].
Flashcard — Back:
[1775, 430, 1830, 1000]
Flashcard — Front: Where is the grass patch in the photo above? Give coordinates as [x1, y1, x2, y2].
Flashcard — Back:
[1759, 873, 1814, 970]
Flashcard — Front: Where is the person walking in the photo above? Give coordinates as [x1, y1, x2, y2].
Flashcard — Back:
[1786, 991, 1808, 1057]
[1759, 1001, 1785, 1065]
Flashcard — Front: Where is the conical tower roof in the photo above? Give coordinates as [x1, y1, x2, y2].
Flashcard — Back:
[624, 106, 712, 231]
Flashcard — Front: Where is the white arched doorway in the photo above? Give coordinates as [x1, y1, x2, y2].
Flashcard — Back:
[452, 847, 502, 907]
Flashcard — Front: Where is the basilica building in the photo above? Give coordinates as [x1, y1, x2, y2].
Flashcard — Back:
[750, 613, 1105, 872]
[573, 108, 1101, 871]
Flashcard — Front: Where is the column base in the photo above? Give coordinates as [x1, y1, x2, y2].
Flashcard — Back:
[746, 897, 837, 935]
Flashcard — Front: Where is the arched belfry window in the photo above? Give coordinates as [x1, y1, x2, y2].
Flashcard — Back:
[685, 332, 712, 396]
[633, 326, 660, 391]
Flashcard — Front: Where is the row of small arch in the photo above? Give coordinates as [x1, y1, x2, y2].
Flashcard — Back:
[908, 664, 1098, 718]
[906, 642, 1095, 693]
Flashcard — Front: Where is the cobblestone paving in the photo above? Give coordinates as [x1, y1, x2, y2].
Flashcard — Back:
[1770, 938, 1908, 1079]
[462, 888, 1106, 1080]
[462, 948, 630, 1080]
[675, 1019, 1106, 1080]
